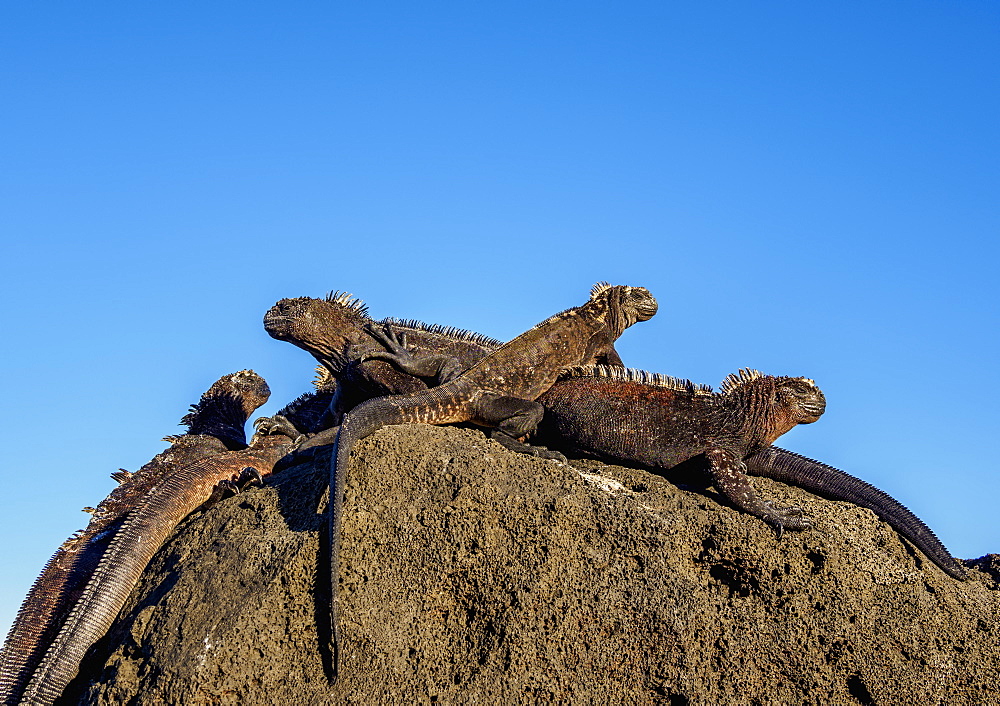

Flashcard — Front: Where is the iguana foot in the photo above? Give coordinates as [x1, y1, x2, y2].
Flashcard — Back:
[254, 414, 301, 438]
[205, 479, 239, 507]
[318, 350, 350, 376]
[363, 324, 464, 382]
[761, 501, 812, 538]
[205, 467, 264, 507]
[235, 466, 264, 490]
[489, 430, 569, 463]
[536, 447, 569, 463]
[363, 324, 410, 361]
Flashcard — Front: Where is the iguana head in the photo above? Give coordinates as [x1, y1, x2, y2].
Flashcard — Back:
[194, 370, 271, 421]
[720, 369, 825, 444]
[263, 292, 371, 358]
[588, 282, 659, 334]
[177, 370, 271, 445]
[775, 377, 826, 425]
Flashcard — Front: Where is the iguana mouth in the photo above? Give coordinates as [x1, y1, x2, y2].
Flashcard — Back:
[799, 402, 826, 420]
[635, 302, 658, 321]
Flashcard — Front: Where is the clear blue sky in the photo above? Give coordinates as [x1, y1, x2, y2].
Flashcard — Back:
[1, 2, 997, 635]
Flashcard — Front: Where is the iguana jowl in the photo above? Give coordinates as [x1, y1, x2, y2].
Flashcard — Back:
[0, 370, 271, 706]
[324, 283, 659, 682]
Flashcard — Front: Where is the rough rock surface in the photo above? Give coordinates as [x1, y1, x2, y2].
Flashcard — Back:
[61, 425, 999, 705]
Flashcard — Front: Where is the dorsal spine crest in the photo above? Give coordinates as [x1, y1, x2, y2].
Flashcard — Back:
[719, 368, 766, 395]
[561, 365, 713, 395]
[379, 317, 504, 349]
[323, 291, 370, 318]
[589, 281, 613, 299]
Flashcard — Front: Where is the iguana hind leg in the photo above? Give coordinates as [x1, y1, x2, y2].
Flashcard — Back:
[705, 448, 811, 536]
[474, 394, 567, 462]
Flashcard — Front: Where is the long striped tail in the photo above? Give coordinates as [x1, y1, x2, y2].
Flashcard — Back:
[327, 386, 473, 685]
[0, 533, 108, 705]
[16, 445, 287, 705]
[745, 446, 967, 580]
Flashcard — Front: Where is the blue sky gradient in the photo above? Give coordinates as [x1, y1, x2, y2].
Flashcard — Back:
[2, 2, 997, 635]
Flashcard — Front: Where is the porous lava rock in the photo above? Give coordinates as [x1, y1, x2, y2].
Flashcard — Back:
[62, 425, 999, 705]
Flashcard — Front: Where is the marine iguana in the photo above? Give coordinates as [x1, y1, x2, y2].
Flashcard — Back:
[0, 370, 270, 706]
[324, 283, 658, 682]
[260, 291, 510, 438]
[535, 365, 968, 579]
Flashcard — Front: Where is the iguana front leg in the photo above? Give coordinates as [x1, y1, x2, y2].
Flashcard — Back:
[597, 346, 625, 367]
[705, 448, 811, 536]
[363, 325, 465, 384]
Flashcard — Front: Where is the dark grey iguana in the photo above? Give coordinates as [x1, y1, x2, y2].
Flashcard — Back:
[0, 370, 271, 706]
[262, 292, 968, 581]
[535, 365, 968, 579]
[324, 283, 659, 682]
[260, 291, 510, 440]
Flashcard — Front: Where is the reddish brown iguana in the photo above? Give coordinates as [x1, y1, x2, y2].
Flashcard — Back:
[535, 365, 967, 579]
[17, 428, 297, 706]
[0, 370, 271, 706]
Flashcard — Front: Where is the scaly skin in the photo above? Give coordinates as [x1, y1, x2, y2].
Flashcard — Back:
[16, 431, 295, 706]
[326, 283, 658, 683]
[0, 370, 270, 706]
[536, 366, 967, 579]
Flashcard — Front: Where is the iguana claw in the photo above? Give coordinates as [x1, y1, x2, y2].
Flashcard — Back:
[253, 414, 302, 439]
[762, 501, 812, 538]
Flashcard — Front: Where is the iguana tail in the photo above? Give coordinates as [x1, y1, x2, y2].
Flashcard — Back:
[327, 384, 475, 685]
[17, 443, 289, 705]
[746, 446, 967, 580]
[0, 535, 107, 706]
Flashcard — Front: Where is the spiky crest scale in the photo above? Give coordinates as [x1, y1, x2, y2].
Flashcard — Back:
[589, 281, 613, 299]
[379, 317, 504, 349]
[275, 390, 325, 419]
[719, 368, 766, 395]
[312, 364, 338, 390]
[323, 291, 370, 318]
[560, 365, 818, 400]
[561, 365, 714, 395]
